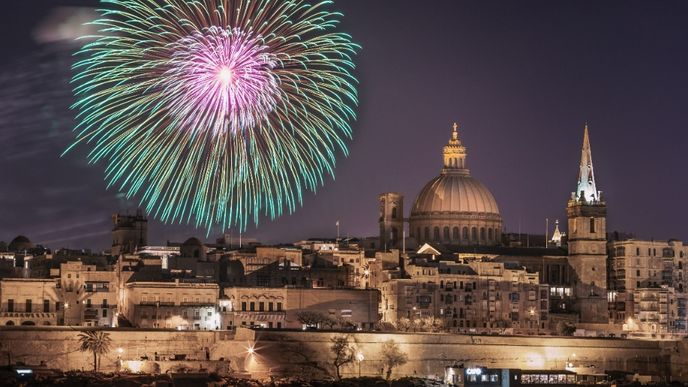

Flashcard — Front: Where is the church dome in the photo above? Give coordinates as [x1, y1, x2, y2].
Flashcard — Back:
[409, 124, 502, 246]
[412, 174, 500, 215]
[8, 235, 33, 252]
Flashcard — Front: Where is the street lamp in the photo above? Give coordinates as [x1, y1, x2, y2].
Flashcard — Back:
[356, 352, 364, 377]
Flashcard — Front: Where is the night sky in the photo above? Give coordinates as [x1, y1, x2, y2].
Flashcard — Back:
[1, 1, 687, 250]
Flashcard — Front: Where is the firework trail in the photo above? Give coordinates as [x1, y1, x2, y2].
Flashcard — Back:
[68, 0, 359, 231]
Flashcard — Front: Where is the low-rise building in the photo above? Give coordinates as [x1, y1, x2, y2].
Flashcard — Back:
[609, 239, 688, 333]
[380, 259, 549, 334]
[221, 287, 380, 330]
[59, 261, 119, 327]
[122, 279, 219, 330]
[0, 278, 61, 326]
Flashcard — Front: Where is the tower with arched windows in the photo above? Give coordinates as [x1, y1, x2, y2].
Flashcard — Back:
[378, 192, 404, 250]
[566, 125, 608, 323]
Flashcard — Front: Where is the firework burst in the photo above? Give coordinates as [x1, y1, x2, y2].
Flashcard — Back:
[68, 0, 359, 231]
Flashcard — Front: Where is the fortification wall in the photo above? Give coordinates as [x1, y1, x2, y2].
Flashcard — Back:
[0, 328, 678, 381]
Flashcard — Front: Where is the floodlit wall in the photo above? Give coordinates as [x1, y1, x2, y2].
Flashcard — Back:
[0, 327, 679, 381]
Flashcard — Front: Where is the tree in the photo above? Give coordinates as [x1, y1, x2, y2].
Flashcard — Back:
[395, 317, 411, 332]
[329, 334, 355, 380]
[557, 321, 576, 336]
[297, 311, 334, 329]
[381, 339, 408, 384]
[78, 330, 112, 372]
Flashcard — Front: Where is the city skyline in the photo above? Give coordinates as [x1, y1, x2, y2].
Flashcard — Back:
[2, 0, 688, 249]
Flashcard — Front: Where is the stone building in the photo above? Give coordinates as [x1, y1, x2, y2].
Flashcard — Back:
[122, 279, 220, 330]
[0, 278, 60, 326]
[380, 258, 549, 334]
[58, 261, 120, 327]
[221, 287, 380, 330]
[608, 239, 688, 333]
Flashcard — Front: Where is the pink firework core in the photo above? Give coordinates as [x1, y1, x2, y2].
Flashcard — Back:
[168, 26, 280, 135]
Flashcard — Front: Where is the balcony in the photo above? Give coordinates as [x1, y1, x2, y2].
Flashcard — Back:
[180, 301, 216, 307]
[139, 301, 175, 306]
[0, 312, 57, 319]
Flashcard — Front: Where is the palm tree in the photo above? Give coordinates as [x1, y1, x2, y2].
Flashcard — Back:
[77, 330, 112, 372]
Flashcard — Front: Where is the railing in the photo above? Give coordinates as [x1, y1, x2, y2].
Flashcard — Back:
[139, 301, 175, 306]
[0, 312, 57, 318]
[180, 301, 216, 307]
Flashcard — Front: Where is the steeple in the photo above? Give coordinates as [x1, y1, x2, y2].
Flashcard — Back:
[442, 123, 469, 175]
[572, 124, 601, 203]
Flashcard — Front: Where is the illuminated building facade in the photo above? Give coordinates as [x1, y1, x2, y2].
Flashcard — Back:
[608, 239, 688, 333]
[122, 280, 220, 330]
[0, 278, 60, 326]
[221, 287, 380, 330]
[380, 259, 548, 334]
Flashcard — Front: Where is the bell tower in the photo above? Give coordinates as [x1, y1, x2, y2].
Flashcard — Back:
[379, 192, 404, 250]
[566, 125, 608, 323]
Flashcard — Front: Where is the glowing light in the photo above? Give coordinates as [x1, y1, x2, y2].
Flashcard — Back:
[218, 66, 234, 85]
[117, 347, 124, 354]
[466, 368, 482, 375]
[67, 0, 360, 232]
[356, 352, 365, 362]
[247, 345, 255, 355]
[125, 360, 143, 373]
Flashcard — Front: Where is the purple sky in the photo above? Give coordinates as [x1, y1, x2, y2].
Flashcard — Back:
[1, 0, 687, 250]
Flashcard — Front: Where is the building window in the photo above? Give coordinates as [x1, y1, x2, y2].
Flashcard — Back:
[86, 299, 92, 307]
[102, 299, 108, 308]
[480, 227, 486, 241]
[241, 302, 247, 311]
[7, 299, 14, 312]
[463, 227, 468, 240]
[259, 302, 265, 311]
[25, 299, 32, 313]
[55, 302, 61, 311]
[589, 217, 595, 233]
[636, 247, 640, 256]
[471, 227, 477, 241]
[102, 309, 108, 318]
[433, 227, 440, 241]
[268, 302, 274, 311]
[637, 270, 641, 277]
[250, 302, 255, 311]
[276, 302, 283, 311]
[452, 227, 459, 240]
[488, 228, 493, 241]
[443, 227, 450, 241]
[424, 227, 430, 241]
[392, 207, 397, 219]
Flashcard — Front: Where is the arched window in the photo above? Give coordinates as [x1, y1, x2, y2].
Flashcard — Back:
[424, 227, 430, 241]
[462, 227, 469, 240]
[392, 207, 397, 219]
[453, 227, 460, 241]
[5, 321, 14, 326]
[433, 227, 440, 241]
[480, 228, 486, 241]
[443, 227, 450, 241]
[488, 228, 493, 241]
[471, 227, 478, 241]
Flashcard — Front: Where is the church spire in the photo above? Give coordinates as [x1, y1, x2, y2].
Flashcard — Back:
[442, 122, 469, 175]
[572, 124, 601, 203]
